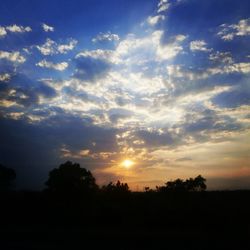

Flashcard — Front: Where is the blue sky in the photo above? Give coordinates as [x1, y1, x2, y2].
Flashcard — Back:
[0, 0, 250, 190]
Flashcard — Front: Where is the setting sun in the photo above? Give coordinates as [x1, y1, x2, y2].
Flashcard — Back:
[121, 159, 134, 169]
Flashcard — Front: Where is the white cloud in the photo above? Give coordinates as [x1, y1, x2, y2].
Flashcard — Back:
[36, 38, 77, 55]
[77, 30, 186, 69]
[190, 40, 211, 52]
[0, 73, 11, 82]
[218, 18, 250, 41]
[0, 26, 7, 37]
[22, 48, 32, 54]
[6, 24, 32, 33]
[209, 51, 234, 64]
[175, 34, 186, 42]
[0, 24, 32, 38]
[236, 19, 250, 36]
[0, 50, 26, 63]
[36, 38, 56, 55]
[215, 62, 250, 74]
[58, 40, 78, 53]
[167, 62, 250, 82]
[76, 49, 118, 63]
[114, 31, 186, 63]
[92, 31, 120, 43]
[42, 23, 54, 32]
[147, 15, 165, 26]
[157, 43, 183, 60]
[167, 64, 210, 81]
[36, 59, 68, 71]
[156, 34, 186, 61]
[157, 0, 170, 13]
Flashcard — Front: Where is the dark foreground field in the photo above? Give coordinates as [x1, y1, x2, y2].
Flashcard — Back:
[0, 190, 250, 250]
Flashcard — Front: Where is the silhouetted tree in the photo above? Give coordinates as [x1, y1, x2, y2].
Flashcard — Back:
[0, 164, 16, 190]
[144, 186, 155, 193]
[157, 175, 207, 192]
[102, 180, 130, 193]
[167, 178, 186, 191]
[192, 175, 207, 191]
[45, 161, 98, 194]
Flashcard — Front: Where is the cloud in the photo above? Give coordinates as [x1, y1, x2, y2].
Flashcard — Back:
[147, 15, 165, 26]
[217, 18, 250, 41]
[190, 40, 211, 52]
[0, 0, 249, 191]
[208, 62, 250, 75]
[0, 50, 26, 63]
[76, 49, 118, 63]
[0, 26, 7, 37]
[0, 73, 11, 82]
[0, 111, 119, 188]
[57, 40, 78, 53]
[114, 30, 186, 63]
[0, 74, 56, 107]
[212, 84, 250, 108]
[92, 31, 120, 43]
[74, 51, 111, 81]
[0, 24, 31, 38]
[6, 24, 32, 33]
[36, 60, 68, 71]
[157, 0, 170, 13]
[209, 51, 234, 64]
[157, 34, 186, 60]
[62, 85, 106, 106]
[181, 109, 242, 136]
[36, 38, 77, 55]
[164, 60, 250, 106]
[108, 108, 134, 124]
[176, 157, 192, 162]
[42, 23, 54, 32]
[167, 62, 250, 84]
[134, 129, 178, 148]
[36, 38, 56, 55]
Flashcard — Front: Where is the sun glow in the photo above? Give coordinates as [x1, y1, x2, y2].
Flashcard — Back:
[121, 159, 134, 169]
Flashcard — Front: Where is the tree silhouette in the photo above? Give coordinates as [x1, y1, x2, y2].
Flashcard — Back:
[45, 161, 98, 194]
[157, 175, 207, 192]
[192, 175, 207, 191]
[0, 164, 16, 190]
[102, 180, 130, 193]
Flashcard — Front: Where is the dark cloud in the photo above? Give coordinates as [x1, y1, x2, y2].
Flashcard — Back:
[62, 86, 105, 104]
[164, 65, 249, 105]
[108, 108, 134, 124]
[212, 85, 250, 108]
[135, 129, 177, 148]
[182, 109, 242, 134]
[73, 55, 111, 81]
[0, 74, 56, 107]
[0, 112, 118, 189]
[115, 96, 131, 106]
[163, 108, 245, 145]
[176, 157, 192, 162]
[62, 86, 89, 100]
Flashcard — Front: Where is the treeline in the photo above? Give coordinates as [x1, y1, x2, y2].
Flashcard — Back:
[1, 162, 250, 250]
[0, 161, 206, 193]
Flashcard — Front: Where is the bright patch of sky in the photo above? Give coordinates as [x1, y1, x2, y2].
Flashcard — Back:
[0, 0, 250, 190]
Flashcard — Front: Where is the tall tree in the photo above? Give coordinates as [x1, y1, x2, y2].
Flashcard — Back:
[45, 161, 98, 194]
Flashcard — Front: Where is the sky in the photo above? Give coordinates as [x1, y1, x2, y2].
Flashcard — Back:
[0, 0, 250, 190]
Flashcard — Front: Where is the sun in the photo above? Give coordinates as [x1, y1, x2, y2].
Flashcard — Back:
[121, 159, 134, 169]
